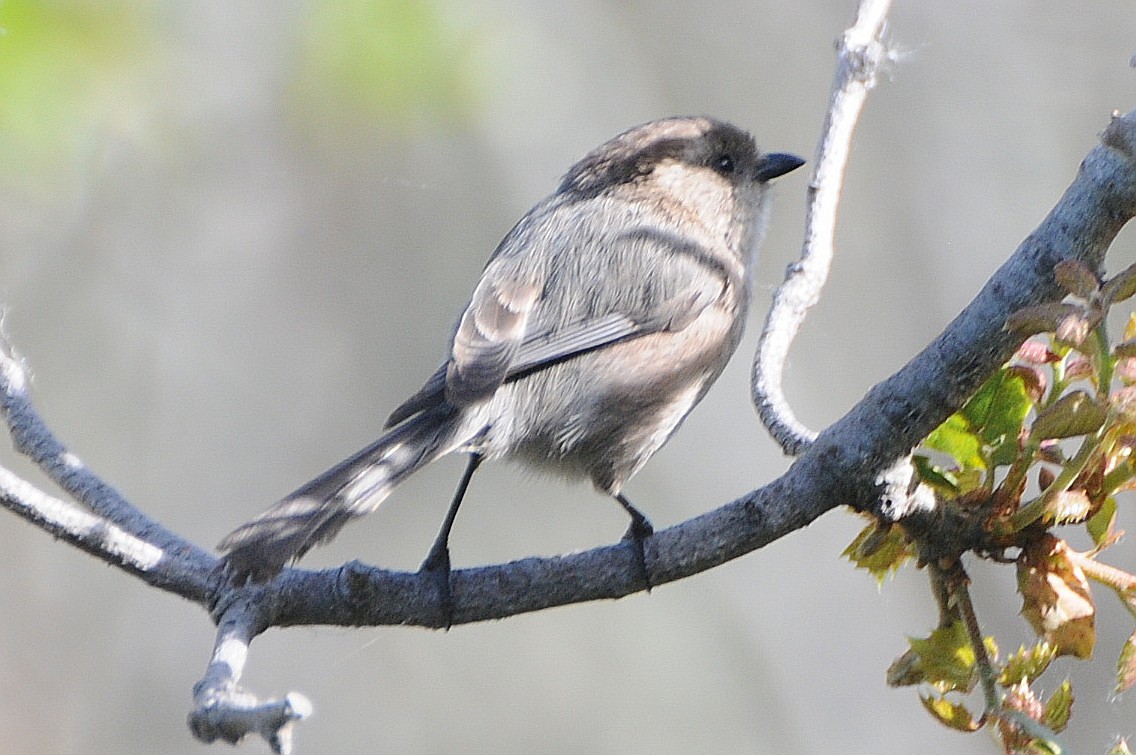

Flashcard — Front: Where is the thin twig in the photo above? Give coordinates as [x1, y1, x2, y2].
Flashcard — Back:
[944, 562, 1071, 751]
[189, 595, 311, 754]
[0, 334, 212, 561]
[0, 338, 217, 600]
[944, 562, 1000, 716]
[1067, 548, 1136, 593]
[752, 0, 893, 455]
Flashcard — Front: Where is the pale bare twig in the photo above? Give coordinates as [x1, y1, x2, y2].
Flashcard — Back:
[189, 593, 311, 754]
[752, 0, 894, 455]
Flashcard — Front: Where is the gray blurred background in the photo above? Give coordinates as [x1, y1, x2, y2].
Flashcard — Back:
[1, 2, 1135, 753]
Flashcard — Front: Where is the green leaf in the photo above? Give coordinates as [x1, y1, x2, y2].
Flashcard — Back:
[912, 454, 960, 496]
[1086, 497, 1118, 547]
[1030, 737, 1065, 755]
[1000, 642, 1057, 685]
[919, 693, 981, 732]
[924, 414, 985, 472]
[908, 621, 977, 692]
[1042, 679, 1073, 733]
[1031, 391, 1107, 441]
[1031, 735, 1063, 753]
[1117, 630, 1136, 694]
[962, 370, 1023, 440]
[1055, 260, 1101, 299]
[842, 523, 913, 584]
[1103, 261, 1136, 304]
[920, 368, 1036, 475]
[965, 368, 1034, 467]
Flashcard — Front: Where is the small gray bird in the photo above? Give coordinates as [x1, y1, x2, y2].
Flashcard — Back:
[220, 117, 803, 608]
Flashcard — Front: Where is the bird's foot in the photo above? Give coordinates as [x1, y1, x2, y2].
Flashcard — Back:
[419, 544, 454, 630]
[621, 511, 654, 592]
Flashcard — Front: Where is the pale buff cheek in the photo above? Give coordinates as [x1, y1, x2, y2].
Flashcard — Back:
[737, 192, 771, 269]
[650, 163, 735, 239]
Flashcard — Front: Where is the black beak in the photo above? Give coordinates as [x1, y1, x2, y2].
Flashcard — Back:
[755, 152, 806, 182]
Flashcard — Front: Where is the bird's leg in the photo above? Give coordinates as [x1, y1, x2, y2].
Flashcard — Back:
[614, 493, 654, 591]
[420, 453, 483, 629]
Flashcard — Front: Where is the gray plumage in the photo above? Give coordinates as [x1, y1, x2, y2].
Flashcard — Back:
[219, 116, 804, 580]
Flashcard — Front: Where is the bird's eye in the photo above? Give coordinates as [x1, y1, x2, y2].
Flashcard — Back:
[712, 153, 735, 175]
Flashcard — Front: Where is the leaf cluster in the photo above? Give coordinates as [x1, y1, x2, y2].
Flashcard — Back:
[846, 261, 1136, 753]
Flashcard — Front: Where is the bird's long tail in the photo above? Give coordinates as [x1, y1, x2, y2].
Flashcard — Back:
[219, 407, 460, 580]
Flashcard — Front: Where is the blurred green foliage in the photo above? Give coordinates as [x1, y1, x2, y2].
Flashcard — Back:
[0, 0, 154, 181]
[0, 0, 488, 184]
[291, 0, 487, 137]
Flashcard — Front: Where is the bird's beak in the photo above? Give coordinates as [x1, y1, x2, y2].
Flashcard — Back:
[755, 152, 806, 182]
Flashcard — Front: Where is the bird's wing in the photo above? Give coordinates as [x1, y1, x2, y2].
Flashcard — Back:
[504, 286, 714, 377]
[387, 222, 729, 426]
[443, 274, 542, 407]
[386, 314, 640, 428]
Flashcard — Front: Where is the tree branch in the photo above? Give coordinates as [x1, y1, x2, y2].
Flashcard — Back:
[0, 336, 217, 600]
[239, 109, 1136, 629]
[189, 591, 311, 754]
[2, 108, 1135, 751]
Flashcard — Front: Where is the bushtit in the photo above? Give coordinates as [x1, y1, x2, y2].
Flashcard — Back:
[220, 116, 803, 609]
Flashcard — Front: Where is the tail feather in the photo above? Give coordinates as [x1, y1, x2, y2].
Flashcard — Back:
[219, 408, 459, 580]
